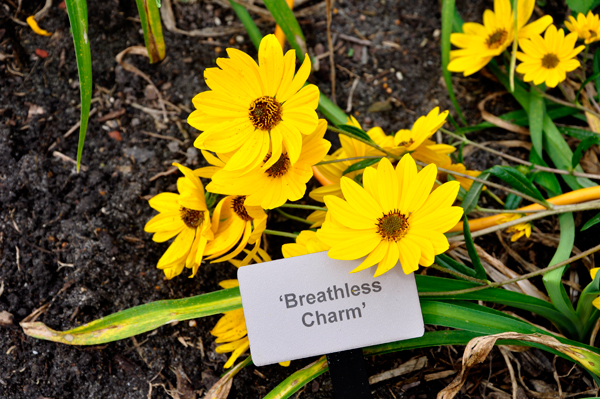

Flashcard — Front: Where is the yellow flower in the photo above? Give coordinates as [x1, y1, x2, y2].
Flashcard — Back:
[26, 16, 52, 36]
[205, 119, 331, 209]
[565, 11, 600, 44]
[443, 162, 482, 191]
[317, 155, 463, 276]
[306, 209, 327, 228]
[188, 34, 319, 172]
[448, 0, 553, 76]
[516, 25, 584, 88]
[499, 213, 532, 241]
[282, 230, 331, 258]
[212, 279, 290, 368]
[144, 163, 213, 279]
[203, 195, 267, 265]
[393, 107, 449, 153]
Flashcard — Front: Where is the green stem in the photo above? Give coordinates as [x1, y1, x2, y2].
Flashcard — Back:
[263, 229, 299, 238]
[326, 125, 396, 158]
[420, 242, 600, 297]
[484, 189, 506, 206]
[315, 155, 384, 166]
[475, 206, 544, 214]
[509, 0, 518, 92]
[531, 84, 600, 121]
[430, 263, 489, 285]
[450, 200, 600, 242]
[280, 204, 328, 211]
[275, 208, 314, 225]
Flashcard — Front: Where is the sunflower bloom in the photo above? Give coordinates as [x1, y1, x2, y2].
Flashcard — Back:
[189, 34, 319, 172]
[317, 155, 463, 276]
[516, 25, 584, 88]
[212, 279, 290, 368]
[282, 230, 331, 258]
[565, 11, 600, 44]
[144, 163, 213, 279]
[203, 195, 267, 265]
[448, 0, 553, 76]
[499, 213, 532, 241]
[206, 119, 331, 209]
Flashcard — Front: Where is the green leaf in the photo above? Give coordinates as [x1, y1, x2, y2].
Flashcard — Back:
[542, 213, 584, 340]
[504, 193, 522, 210]
[342, 158, 382, 175]
[559, 125, 600, 141]
[263, 356, 328, 399]
[573, 136, 599, 168]
[581, 212, 600, 231]
[577, 267, 600, 339]
[594, 49, 600, 99]
[318, 94, 348, 126]
[576, 71, 600, 103]
[462, 218, 487, 281]
[434, 254, 477, 278]
[262, 0, 306, 61]
[529, 88, 545, 159]
[21, 287, 242, 345]
[336, 124, 375, 143]
[461, 171, 489, 214]
[64, 0, 92, 173]
[488, 165, 548, 204]
[530, 150, 562, 197]
[135, 0, 165, 63]
[229, 0, 262, 49]
[566, 0, 594, 13]
[441, 0, 466, 124]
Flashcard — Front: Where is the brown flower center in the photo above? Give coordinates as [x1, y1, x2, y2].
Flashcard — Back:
[265, 152, 291, 178]
[231, 196, 253, 221]
[589, 29, 597, 38]
[397, 138, 415, 147]
[249, 96, 282, 131]
[541, 53, 560, 69]
[486, 29, 508, 49]
[180, 207, 204, 228]
[376, 211, 409, 242]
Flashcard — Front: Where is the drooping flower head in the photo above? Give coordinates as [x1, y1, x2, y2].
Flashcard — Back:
[448, 0, 553, 76]
[211, 279, 290, 368]
[282, 230, 331, 258]
[516, 25, 584, 88]
[498, 213, 532, 242]
[565, 11, 600, 44]
[317, 155, 463, 277]
[204, 119, 331, 209]
[203, 195, 267, 265]
[144, 163, 213, 279]
[188, 34, 319, 172]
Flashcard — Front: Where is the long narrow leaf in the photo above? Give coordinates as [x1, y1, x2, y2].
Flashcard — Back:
[462, 218, 487, 280]
[529, 88, 545, 159]
[336, 124, 376, 143]
[572, 136, 599, 168]
[21, 287, 242, 345]
[530, 150, 562, 197]
[229, 0, 262, 49]
[434, 254, 477, 278]
[135, 0, 166, 63]
[441, 0, 466, 124]
[65, 0, 92, 173]
[461, 171, 489, 214]
[262, 0, 306, 61]
[488, 165, 548, 204]
[343, 158, 382, 175]
[582, 211, 600, 231]
[263, 356, 328, 399]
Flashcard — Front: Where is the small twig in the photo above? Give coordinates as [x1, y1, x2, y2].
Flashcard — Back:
[419, 241, 600, 297]
[15, 246, 21, 272]
[140, 130, 184, 145]
[346, 77, 360, 113]
[475, 206, 544, 214]
[430, 263, 488, 285]
[499, 348, 518, 399]
[34, 0, 52, 20]
[531, 84, 600, 121]
[441, 128, 600, 180]
[149, 165, 178, 182]
[53, 151, 88, 171]
[338, 33, 372, 46]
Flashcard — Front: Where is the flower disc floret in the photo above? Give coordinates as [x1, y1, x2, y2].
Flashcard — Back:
[249, 96, 282, 130]
[376, 211, 409, 242]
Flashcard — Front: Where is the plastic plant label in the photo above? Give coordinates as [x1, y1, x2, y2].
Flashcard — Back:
[238, 251, 424, 366]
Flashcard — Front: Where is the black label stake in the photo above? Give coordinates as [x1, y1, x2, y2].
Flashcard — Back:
[326, 348, 372, 399]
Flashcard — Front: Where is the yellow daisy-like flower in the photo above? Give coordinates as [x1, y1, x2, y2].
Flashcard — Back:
[317, 155, 463, 277]
[590, 268, 600, 311]
[212, 279, 290, 368]
[144, 163, 213, 279]
[282, 230, 331, 258]
[188, 34, 319, 172]
[516, 25, 584, 88]
[565, 11, 600, 44]
[499, 213, 532, 242]
[392, 107, 450, 153]
[205, 119, 331, 209]
[448, 0, 553, 76]
[203, 195, 267, 265]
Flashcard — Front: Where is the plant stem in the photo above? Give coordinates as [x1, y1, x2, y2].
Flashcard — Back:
[420, 241, 600, 296]
[483, 189, 505, 206]
[315, 155, 383, 166]
[440, 128, 600, 180]
[326, 125, 396, 158]
[275, 208, 314, 225]
[449, 200, 600, 242]
[475, 206, 544, 214]
[430, 263, 489, 285]
[416, 160, 551, 209]
[281, 204, 328, 211]
[263, 229, 299, 238]
[530, 84, 600, 121]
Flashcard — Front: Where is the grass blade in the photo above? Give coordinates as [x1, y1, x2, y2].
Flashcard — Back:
[262, 0, 306, 61]
[462, 218, 487, 281]
[21, 287, 242, 345]
[529, 88, 545, 159]
[64, 0, 92, 173]
[229, 0, 262, 49]
[461, 171, 489, 214]
[441, 0, 466, 124]
[263, 356, 328, 399]
[135, 0, 166, 63]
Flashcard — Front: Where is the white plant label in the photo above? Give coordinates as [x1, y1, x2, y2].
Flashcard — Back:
[237, 251, 424, 366]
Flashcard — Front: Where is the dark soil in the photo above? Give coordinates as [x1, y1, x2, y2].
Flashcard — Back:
[1, 0, 598, 398]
